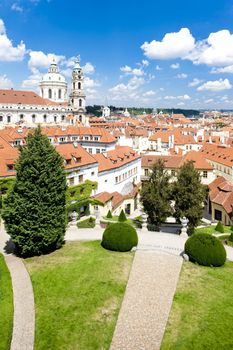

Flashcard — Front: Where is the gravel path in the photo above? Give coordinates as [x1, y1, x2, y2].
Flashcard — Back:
[110, 250, 183, 350]
[0, 223, 35, 350]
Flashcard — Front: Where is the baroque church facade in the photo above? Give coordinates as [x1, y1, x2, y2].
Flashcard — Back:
[0, 56, 88, 127]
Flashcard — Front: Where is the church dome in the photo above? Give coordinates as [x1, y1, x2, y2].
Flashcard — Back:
[41, 62, 66, 84]
[42, 72, 66, 83]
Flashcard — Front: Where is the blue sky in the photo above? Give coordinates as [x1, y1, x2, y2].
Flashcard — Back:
[1, 0, 233, 109]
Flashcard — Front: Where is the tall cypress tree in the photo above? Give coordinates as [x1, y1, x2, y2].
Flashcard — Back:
[140, 159, 172, 226]
[173, 161, 206, 233]
[2, 126, 67, 256]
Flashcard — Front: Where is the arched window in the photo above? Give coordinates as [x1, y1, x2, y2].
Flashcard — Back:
[61, 115, 65, 121]
[20, 114, 24, 120]
[58, 89, 61, 99]
[79, 115, 82, 122]
[0, 116, 3, 122]
[43, 114, 47, 122]
[73, 83, 75, 90]
[7, 115, 11, 123]
[32, 114, 36, 123]
[54, 116, 57, 123]
[78, 82, 81, 90]
[79, 99, 82, 107]
[48, 89, 52, 99]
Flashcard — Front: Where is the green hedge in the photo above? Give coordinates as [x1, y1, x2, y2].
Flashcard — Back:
[101, 222, 138, 252]
[77, 217, 96, 228]
[185, 233, 226, 267]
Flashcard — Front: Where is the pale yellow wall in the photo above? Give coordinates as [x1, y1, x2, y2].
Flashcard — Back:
[211, 202, 233, 226]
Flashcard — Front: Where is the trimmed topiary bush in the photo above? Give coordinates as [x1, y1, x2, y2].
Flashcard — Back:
[185, 233, 226, 267]
[215, 221, 224, 233]
[106, 210, 113, 219]
[101, 222, 138, 252]
[118, 209, 127, 222]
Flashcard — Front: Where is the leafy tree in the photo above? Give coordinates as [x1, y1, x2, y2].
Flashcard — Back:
[140, 159, 172, 226]
[173, 161, 206, 234]
[118, 209, 127, 222]
[2, 126, 67, 257]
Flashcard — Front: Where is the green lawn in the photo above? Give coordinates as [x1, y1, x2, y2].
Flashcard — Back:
[161, 261, 233, 350]
[0, 254, 13, 350]
[195, 225, 231, 235]
[25, 241, 133, 350]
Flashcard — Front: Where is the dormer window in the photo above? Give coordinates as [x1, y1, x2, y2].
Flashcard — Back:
[7, 164, 14, 171]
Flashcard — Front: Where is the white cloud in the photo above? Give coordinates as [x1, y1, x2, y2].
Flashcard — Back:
[109, 76, 145, 102]
[82, 62, 95, 74]
[188, 78, 203, 87]
[84, 76, 100, 89]
[11, 3, 23, 12]
[0, 19, 26, 61]
[176, 73, 187, 79]
[155, 65, 162, 70]
[210, 65, 233, 74]
[28, 50, 65, 70]
[170, 63, 180, 69]
[142, 59, 149, 66]
[141, 28, 195, 60]
[143, 90, 156, 97]
[177, 102, 185, 106]
[120, 65, 144, 76]
[0, 74, 13, 88]
[188, 30, 233, 66]
[205, 99, 214, 103]
[21, 67, 42, 90]
[164, 94, 191, 100]
[141, 28, 233, 69]
[197, 78, 232, 91]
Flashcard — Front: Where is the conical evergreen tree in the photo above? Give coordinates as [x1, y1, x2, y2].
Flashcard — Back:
[173, 161, 206, 233]
[118, 209, 127, 222]
[140, 159, 172, 226]
[2, 126, 67, 256]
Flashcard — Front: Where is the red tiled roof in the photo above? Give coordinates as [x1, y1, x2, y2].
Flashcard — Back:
[0, 89, 64, 106]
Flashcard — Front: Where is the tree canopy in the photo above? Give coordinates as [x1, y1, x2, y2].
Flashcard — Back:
[2, 126, 67, 257]
[140, 159, 171, 226]
[173, 161, 206, 233]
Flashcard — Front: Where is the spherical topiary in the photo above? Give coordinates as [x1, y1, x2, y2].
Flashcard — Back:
[101, 222, 138, 252]
[185, 233, 226, 267]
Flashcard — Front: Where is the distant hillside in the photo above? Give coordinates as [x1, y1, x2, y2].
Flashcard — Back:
[86, 105, 200, 118]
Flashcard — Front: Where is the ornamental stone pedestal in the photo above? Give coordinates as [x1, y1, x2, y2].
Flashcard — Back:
[180, 216, 189, 238]
[70, 211, 78, 226]
[141, 212, 148, 232]
[95, 210, 101, 228]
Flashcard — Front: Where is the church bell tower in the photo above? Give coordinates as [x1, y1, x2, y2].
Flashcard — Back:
[70, 55, 87, 125]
